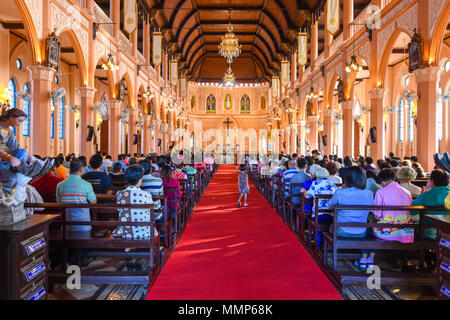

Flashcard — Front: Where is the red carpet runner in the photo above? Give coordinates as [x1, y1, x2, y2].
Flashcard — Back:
[146, 165, 342, 300]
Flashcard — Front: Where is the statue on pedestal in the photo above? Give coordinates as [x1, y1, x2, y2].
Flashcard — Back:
[0, 108, 54, 225]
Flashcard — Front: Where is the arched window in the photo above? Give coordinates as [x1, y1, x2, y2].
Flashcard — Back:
[206, 94, 216, 113]
[260, 95, 266, 110]
[8, 79, 17, 136]
[240, 94, 250, 114]
[51, 97, 55, 139]
[408, 99, 414, 142]
[23, 83, 31, 137]
[8, 78, 17, 109]
[437, 86, 443, 141]
[59, 98, 65, 140]
[398, 99, 404, 142]
[191, 96, 196, 110]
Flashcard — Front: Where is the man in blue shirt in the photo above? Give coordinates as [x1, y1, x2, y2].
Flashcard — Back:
[290, 158, 312, 205]
[282, 159, 299, 198]
[82, 154, 113, 195]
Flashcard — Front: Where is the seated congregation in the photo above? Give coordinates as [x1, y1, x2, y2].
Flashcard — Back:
[23, 151, 217, 288]
[249, 151, 450, 289]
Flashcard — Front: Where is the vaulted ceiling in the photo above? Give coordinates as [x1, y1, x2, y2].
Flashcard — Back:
[95, 0, 371, 82]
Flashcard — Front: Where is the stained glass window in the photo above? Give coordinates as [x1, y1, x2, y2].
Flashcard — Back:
[206, 94, 216, 113]
[240, 94, 250, 114]
[23, 83, 31, 137]
[398, 99, 404, 142]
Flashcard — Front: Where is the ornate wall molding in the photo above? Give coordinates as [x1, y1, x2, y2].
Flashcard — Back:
[377, 2, 417, 61]
[429, 0, 448, 39]
[51, 3, 89, 71]
[24, 0, 43, 39]
[413, 67, 442, 83]
[27, 66, 56, 81]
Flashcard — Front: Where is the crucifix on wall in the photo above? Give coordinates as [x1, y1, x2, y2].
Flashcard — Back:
[223, 117, 233, 136]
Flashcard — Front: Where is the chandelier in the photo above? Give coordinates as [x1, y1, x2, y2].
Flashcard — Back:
[286, 105, 295, 113]
[102, 53, 119, 71]
[306, 87, 318, 100]
[274, 114, 281, 121]
[266, 119, 272, 127]
[220, 65, 238, 88]
[345, 55, 363, 73]
[218, 11, 242, 64]
[143, 87, 154, 99]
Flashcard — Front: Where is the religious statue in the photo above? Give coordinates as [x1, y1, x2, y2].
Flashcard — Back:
[408, 29, 424, 73]
[0, 107, 54, 224]
[225, 94, 232, 110]
[337, 79, 345, 103]
[45, 29, 60, 70]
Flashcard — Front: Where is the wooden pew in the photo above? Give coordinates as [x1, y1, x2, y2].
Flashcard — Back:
[322, 205, 448, 287]
[306, 194, 333, 254]
[25, 202, 160, 287]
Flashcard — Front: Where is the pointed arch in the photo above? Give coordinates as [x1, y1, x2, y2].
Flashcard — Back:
[57, 28, 88, 85]
[378, 28, 412, 88]
[430, 1, 450, 64]
[13, 0, 40, 64]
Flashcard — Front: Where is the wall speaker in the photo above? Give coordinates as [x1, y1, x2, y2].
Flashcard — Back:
[283, 142, 286, 149]
[133, 134, 138, 145]
[86, 126, 94, 142]
[157, 139, 162, 147]
[370, 127, 376, 143]
[322, 135, 327, 146]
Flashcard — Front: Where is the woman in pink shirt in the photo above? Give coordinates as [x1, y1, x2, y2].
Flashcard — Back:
[161, 165, 182, 212]
[373, 169, 414, 244]
[194, 161, 206, 174]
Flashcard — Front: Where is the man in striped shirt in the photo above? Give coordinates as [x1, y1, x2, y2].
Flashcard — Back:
[139, 160, 164, 222]
[56, 159, 97, 234]
[282, 159, 300, 198]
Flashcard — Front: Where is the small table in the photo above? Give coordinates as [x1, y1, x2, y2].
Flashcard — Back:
[0, 214, 59, 300]
[426, 214, 450, 300]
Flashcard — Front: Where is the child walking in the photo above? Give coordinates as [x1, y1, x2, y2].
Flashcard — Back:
[237, 164, 250, 207]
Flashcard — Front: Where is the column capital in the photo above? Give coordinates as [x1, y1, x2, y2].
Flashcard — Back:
[76, 87, 97, 99]
[128, 108, 140, 115]
[341, 100, 354, 110]
[27, 66, 56, 81]
[108, 100, 122, 108]
[322, 109, 333, 116]
[413, 66, 441, 84]
[307, 115, 319, 122]
[368, 88, 388, 100]
[299, 120, 307, 126]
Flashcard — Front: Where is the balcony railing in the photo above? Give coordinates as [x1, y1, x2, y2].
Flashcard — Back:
[120, 32, 132, 56]
[93, 2, 113, 37]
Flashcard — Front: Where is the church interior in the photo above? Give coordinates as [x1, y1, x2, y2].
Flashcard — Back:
[0, 0, 449, 302]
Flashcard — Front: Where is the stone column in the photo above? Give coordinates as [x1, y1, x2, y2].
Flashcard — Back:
[343, 0, 354, 40]
[368, 88, 387, 162]
[28, 66, 56, 157]
[127, 108, 139, 155]
[311, 21, 318, 68]
[143, 114, 151, 154]
[413, 67, 441, 172]
[77, 87, 97, 159]
[111, 0, 120, 39]
[144, 22, 151, 64]
[308, 115, 319, 151]
[323, 109, 333, 155]
[108, 100, 121, 160]
[342, 100, 354, 158]
[299, 121, 306, 155]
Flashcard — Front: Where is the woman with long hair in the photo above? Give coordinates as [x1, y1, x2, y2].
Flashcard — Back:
[0, 108, 54, 205]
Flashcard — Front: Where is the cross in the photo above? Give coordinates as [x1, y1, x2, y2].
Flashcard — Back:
[223, 117, 233, 136]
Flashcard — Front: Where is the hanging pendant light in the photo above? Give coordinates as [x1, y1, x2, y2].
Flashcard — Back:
[345, 55, 363, 73]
